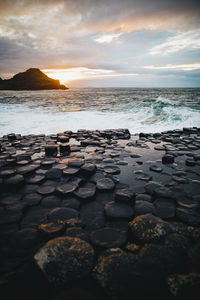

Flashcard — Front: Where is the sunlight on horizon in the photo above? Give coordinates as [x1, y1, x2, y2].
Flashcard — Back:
[43, 67, 114, 84]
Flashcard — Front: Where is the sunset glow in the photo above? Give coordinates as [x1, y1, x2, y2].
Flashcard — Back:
[43, 68, 120, 84]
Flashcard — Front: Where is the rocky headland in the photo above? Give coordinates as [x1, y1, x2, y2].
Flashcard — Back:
[0, 68, 67, 90]
[0, 127, 200, 299]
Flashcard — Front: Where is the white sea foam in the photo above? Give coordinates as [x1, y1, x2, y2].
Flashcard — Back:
[0, 88, 200, 136]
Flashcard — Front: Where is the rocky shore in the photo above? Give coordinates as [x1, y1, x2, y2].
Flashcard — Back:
[0, 127, 200, 299]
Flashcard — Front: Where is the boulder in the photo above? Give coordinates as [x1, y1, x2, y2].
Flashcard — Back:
[129, 214, 171, 243]
[34, 236, 94, 286]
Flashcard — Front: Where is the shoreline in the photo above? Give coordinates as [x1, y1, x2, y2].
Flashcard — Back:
[0, 127, 200, 299]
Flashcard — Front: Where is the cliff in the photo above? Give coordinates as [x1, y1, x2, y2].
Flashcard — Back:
[0, 68, 68, 90]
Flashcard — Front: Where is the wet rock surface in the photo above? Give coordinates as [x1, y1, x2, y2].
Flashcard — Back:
[0, 128, 200, 299]
[34, 236, 94, 286]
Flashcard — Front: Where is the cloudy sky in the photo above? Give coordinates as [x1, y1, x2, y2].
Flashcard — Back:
[0, 0, 200, 87]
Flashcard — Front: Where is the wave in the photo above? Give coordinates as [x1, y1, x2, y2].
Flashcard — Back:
[0, 88, 200, 135]
[155, 96, 178, 106]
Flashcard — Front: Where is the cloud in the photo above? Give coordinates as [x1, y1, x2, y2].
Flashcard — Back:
[0, 0, 200, 32]
[150, 30, 200, 55]
[94, 33, 121, 43]
[143, 63, 200, 71]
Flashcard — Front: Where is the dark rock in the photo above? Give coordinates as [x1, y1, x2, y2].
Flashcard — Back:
[62, 197, 80, 210]
[63, 167, 79, 176]
[65, 227, 89, 242]
[41, 195, 61, 208]
[129, 214, 171, 243]
[74, 185, 96, 200]
[3, 174, 24, 186]
[93, 250, 162, 300]
[58, 136, 69, 143]
[154, 145, 166, 151]
[96, 178, 115, 191]
[80, 202, 105, 231]
[46, 168, 63, 179]
[136, 173, 152, 181]
[39, 222, 65, 241]
[23, 193, 42, 206]
[34, 236, 94, 286]
[135, 201, 155, 216]
[64, 218, 85, 228]
[172, 175, 189, 184]
[185, 159, 195, 166]
[41, 159, 56, 168]
[37, 185, 55, 195]
[138, 243, 184, 277]
[7, 133, 17, 141]
[167, 272, 200, 298]
[56, 182, 78, 195]
[26, 175, 45, 184]
[154, 198, 176, 219]
[176, 207, 200, 226]
[103, 165, 120, 175]
[0, 207, 22, 224]
[48, 207, 79, 222]
[17, 164, 38, 175]
[105, 201, 134, 219]
[90, 171, 105, 183]
[135, 194, 153, 202]
[149, 165, 163, 172]
[17, 160, 30, 165]
[115, 189, 135, 203]
[162, 154, 174, 164]
[45, 145, 58, 157]
[144, 181, 163, 195]
[0, 68, 68, 90]
[0, 168, 16, 177]
[0, 194, 22, 205]
[60, 143, 70, 155]
[90, 227, 127, 248]
[130, 153, 142, 158]
[80, 163, 96, 176]
[10, 228, 38, 249]
[20, 207, 49, 228]
[68, 159, 84, 168]
[188, 242, 200, 271]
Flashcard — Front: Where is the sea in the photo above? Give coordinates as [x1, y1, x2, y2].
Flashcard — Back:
[0, 88, 200, 136]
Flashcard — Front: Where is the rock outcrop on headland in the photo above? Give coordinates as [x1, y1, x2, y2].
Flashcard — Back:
[0, 68, 68, 90]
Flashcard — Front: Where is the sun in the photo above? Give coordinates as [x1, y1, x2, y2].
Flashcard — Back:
[42, 68, 86, 83]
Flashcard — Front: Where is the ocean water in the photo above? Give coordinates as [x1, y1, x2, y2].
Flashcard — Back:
[0, 88, 200, 136]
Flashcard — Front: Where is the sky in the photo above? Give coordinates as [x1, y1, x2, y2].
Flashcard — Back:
[0, 0, 200, 87]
